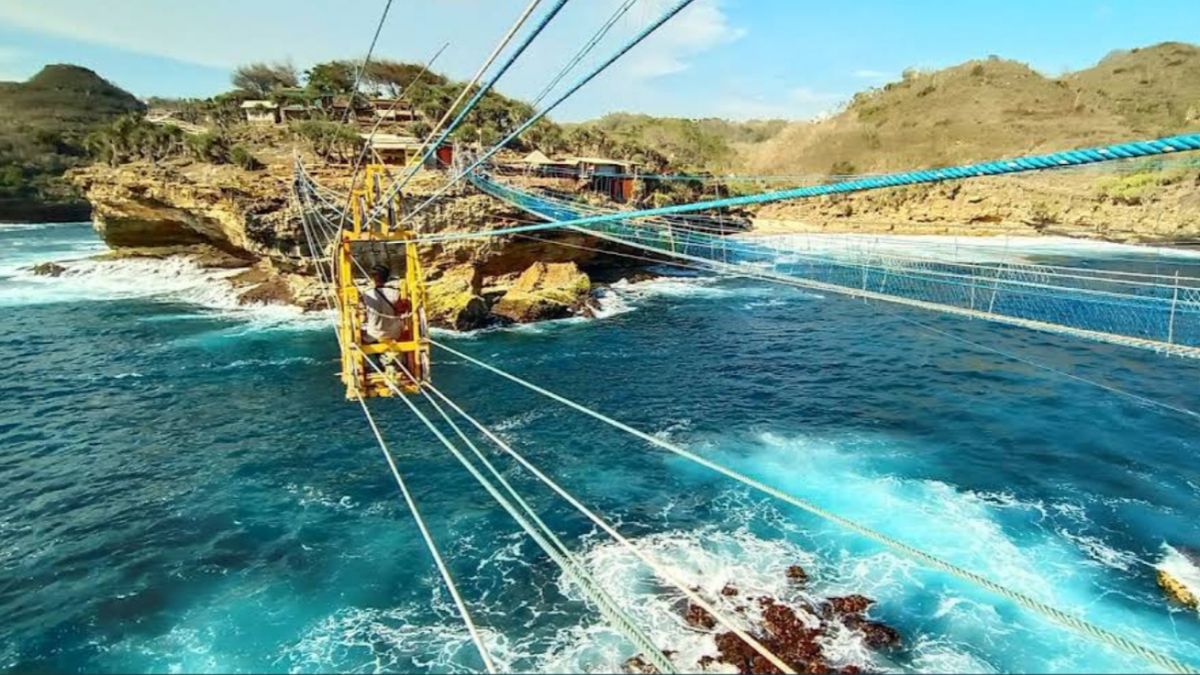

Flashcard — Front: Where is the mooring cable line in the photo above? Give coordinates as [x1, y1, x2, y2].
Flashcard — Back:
[433, 340, 1199, 675]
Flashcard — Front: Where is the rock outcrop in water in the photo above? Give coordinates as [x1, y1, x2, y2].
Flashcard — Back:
[624, 564, 902, 674]
[68, 160, 644, 329]
[492, 261, 592, 323]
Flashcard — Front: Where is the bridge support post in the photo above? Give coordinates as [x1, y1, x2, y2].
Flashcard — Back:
[1168, 271, 1180, 345]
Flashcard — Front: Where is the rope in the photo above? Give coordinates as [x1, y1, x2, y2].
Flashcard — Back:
[488, 182, 1200, 291]
[355, 397, 498, 673]
[575, 224, 1200, 358]
[397, 0, 699, 224]
[433, 341, 1200, 675]
[461, 172, 1200, 358]
[390, 0, 569, 195]
[297, 168, 1197, 670]
[887, 311, 1200, 422]
[402, 0, 545, 187]
[342, 0, 395, 124]
[528, 0, 637, 109]
[516, 230, 1200, 420]
[408, 134, 1200, 243]
[363, 357, 678, 674]
[336, 42, 450, 230]
[423, 381, 798, 673]
[292, 181, 498, 673]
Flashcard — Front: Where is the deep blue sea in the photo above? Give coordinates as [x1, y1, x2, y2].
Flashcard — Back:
[2, 222, 1200, 673]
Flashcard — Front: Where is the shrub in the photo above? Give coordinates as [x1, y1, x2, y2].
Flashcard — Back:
[185, 131, 231, 164]
[291, 120, 362, 163]
[830, 160, 857, 177]
[229, 144, 263, 171]
[84, 115, 183, 166]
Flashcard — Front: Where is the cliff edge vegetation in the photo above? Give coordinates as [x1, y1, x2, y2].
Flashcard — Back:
[0, 65, 144, 221]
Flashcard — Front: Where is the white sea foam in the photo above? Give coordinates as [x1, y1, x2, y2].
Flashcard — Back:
[0, 221, 89, 232]
[1, 253, 332, 332]
[723, 430, 1189, 672]
[739, 233, 1200, 265]
[286, 604, 523, 673]
[207, 356, 320, 371]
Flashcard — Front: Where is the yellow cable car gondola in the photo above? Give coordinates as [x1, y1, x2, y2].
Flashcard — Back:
[335, 165, 430, 399]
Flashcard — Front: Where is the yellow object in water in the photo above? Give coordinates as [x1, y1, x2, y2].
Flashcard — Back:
[335, 165, 430, 399]
[1158, 569, 1199, 610]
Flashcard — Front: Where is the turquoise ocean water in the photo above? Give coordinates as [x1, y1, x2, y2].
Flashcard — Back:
[2, 222, 1199, 673]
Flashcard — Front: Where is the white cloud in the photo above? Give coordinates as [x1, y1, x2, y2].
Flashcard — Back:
[716, 86, 844, 120]
[624, 0, 745, 79]
[0, 1, 352, 68]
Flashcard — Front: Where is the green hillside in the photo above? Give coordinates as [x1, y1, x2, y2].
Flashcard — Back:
[0, 65, 144, 218]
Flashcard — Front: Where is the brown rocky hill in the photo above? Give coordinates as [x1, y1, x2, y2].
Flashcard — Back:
[1067, 42, 1200, 135]
[742, 42, 1200, 176]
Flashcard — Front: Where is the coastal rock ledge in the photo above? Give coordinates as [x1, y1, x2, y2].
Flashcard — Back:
[69, 162, 640, 330]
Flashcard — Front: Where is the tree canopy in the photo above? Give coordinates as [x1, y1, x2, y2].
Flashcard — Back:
[231, 61, 299, 97]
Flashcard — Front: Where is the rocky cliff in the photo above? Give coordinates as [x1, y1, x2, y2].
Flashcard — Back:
[69, 159, 643, 329]
[752, 165, 1200, 243]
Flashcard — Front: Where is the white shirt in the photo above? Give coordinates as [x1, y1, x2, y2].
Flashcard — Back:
[362, 286, 408, 341]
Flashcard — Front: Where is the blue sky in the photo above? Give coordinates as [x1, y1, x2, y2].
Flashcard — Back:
[1, 0, 1197, 121]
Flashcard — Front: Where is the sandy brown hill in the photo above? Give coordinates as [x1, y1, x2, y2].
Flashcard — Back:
[1067, 42, 1200, 135]
[742, 42, 1200, 176]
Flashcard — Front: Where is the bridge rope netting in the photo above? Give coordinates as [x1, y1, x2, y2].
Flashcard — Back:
[460, 141, 1200, 358]
[287, 0, 1200, 671]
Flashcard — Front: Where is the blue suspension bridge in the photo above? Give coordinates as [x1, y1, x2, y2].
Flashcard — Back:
[289, 0, 1200, 672]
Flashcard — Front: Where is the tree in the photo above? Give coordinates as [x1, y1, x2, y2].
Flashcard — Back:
[304, 60, 357, 98]
[232, 61, 299, 97]
[291, 120, 362, 164]
[84, 115, 183, 166]
[363, 59, 446, 97]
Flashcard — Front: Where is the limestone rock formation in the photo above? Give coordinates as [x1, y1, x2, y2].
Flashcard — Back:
[426, 264, 489, 331]
[752, 168, 1200, 243]
[491, 261, 592, 323]
[69, 161, 635, 329]
[71, 163, 298, 258]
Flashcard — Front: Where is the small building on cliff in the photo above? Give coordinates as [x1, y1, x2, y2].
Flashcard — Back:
[369, 97, 417, 124]
[571, 157, 638, 203]
[502, 152, 639, 202]
[364, 134, 453, 168]
[241, 100, 280, 124]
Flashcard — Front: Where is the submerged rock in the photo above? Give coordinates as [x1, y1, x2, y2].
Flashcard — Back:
[821, 594, 874, 618]
[229, 260, 327, 310]
[491, 261, 591, 323]
[785, 565, 809, 585]
[685, 602, 718, 630]
[31, 262, 66, 277]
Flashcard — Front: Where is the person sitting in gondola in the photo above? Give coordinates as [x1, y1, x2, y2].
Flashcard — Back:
[362, 264, 412, 344]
